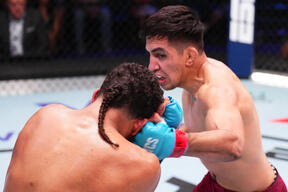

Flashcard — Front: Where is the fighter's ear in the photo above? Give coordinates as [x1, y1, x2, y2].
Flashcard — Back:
[185, 46, 198, 67]
[131, 119, 148, 136]
[157, 97, 170, 116]
[91, 88, 101, 103]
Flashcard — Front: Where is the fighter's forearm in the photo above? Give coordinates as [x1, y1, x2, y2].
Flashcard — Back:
[183, 130, 243, 162]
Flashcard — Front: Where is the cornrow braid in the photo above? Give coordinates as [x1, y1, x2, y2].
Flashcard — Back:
[98, 87, 122, 148]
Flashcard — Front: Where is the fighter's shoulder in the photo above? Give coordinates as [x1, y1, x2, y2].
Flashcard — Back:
[37, 104, 70, 114]
[123, 146, 160, 175]
[32, 104, 71, 122]
[121, 148, 161, 190]
[200, 83, 238, 105]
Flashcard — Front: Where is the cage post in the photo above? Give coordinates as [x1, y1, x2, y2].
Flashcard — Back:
[228, 0, 256, 78]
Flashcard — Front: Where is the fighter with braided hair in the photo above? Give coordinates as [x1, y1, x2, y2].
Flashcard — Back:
[4, 62, 176, 192]
[92, 62, 165, 148]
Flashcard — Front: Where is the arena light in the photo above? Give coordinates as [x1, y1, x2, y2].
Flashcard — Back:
[251, 72, 288, 88]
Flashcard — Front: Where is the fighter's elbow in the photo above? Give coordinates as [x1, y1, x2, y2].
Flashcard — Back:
[230, 145, 242, 160]
[229, 136, 244, 160]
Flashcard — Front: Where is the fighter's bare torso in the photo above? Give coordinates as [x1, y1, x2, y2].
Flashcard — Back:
[182, 58, 275, 191]
[4, 104, 160, 192]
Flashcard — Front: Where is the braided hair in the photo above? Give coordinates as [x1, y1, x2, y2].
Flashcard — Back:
[97, 62, 163, 148]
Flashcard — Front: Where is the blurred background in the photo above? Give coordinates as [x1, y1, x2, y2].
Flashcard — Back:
[1, 1, 288, 191]
[0, 0, 287, 80]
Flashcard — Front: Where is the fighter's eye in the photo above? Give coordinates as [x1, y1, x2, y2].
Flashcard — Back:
[156, 54, 166, 59]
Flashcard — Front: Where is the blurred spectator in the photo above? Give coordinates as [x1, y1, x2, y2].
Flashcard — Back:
[0, 0, 49, 58]
[38, 0, 65, 55]
[154, 0, 228, 45]
[185, 0, 228, 45]
[281, 40, 288, 59]
[72, 0, 112, 54]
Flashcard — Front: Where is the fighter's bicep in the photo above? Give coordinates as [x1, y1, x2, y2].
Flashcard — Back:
[206, 105, 245, 158]
[206, 106, 243, 132]
[204, 87, 245, 139]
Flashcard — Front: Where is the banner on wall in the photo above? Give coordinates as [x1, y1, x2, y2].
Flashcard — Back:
[228, 0, 256, 78]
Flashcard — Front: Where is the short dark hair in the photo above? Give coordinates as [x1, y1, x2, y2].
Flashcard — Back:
[97, 62, 163, 148]
[140, 5, 205, 51]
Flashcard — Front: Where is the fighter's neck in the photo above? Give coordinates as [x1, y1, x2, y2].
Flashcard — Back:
[85, 98, 131, 137]
[182, 52, 208, 94]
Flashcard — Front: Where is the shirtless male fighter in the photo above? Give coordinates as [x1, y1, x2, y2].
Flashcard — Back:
[133, 5, 287, 192]
[4, 62, 186, 192]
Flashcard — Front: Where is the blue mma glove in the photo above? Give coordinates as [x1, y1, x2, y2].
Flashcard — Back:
[133, 122, 188, 160]
[162, 96, 183, 128]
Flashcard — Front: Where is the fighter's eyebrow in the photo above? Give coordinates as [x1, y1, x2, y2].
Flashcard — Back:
[151, 48, 166, 54]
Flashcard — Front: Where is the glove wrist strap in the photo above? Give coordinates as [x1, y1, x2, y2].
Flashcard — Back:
[169, 129, 188, 158]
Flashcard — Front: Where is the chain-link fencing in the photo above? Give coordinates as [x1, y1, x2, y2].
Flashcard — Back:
[0, 0, 287, 80]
